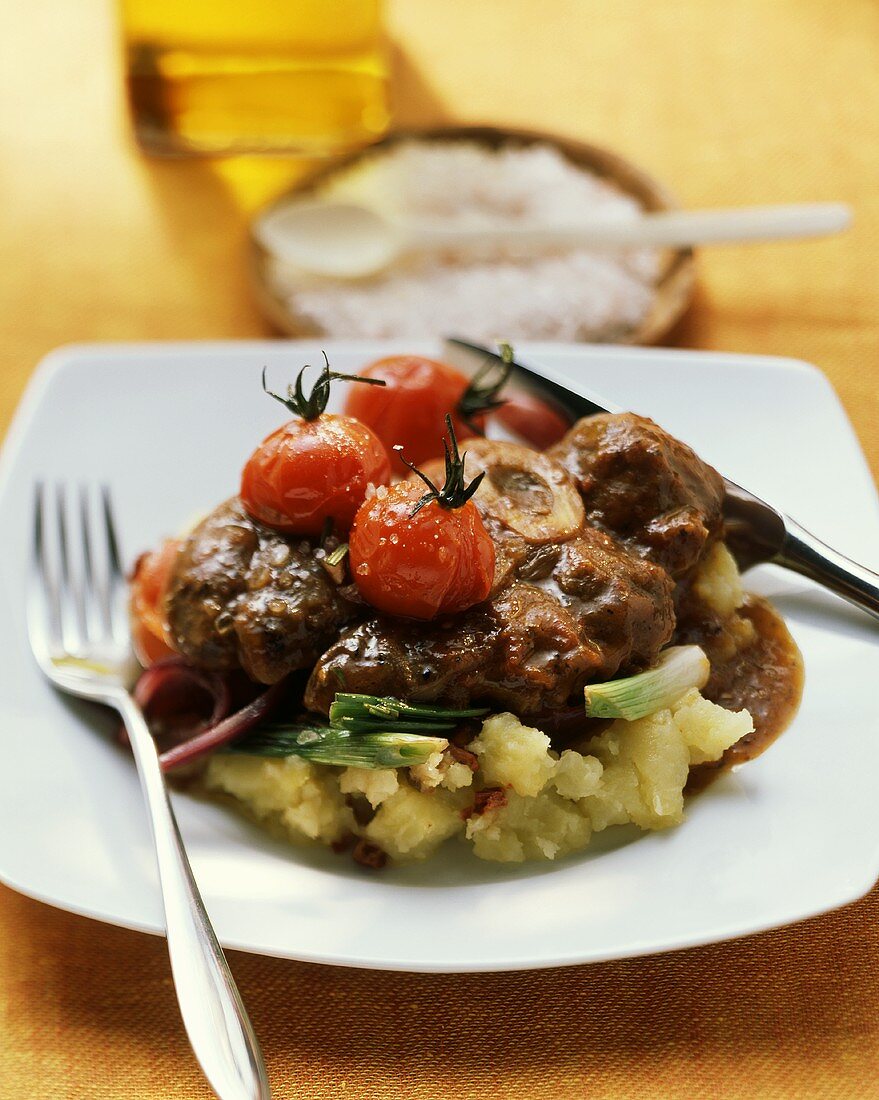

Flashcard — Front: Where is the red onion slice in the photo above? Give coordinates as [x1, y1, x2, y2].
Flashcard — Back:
[133, 658, 232, 737]
[158, 677, 288, 773]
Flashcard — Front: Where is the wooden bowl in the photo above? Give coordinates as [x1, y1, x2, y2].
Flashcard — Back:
[248, 125, 695, 345]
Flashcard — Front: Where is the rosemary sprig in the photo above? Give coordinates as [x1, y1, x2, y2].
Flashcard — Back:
[262, 352, 385, 421]
[456, 341, 514, 431]
[396, 414, 486, 517]
[324, 543, 349, 568]
[319, 541, 349, 585]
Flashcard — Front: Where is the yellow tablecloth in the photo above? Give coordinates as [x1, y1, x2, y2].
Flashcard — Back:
[2, 1, 879, 1096]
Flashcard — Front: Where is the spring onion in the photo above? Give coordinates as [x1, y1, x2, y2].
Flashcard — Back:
[219, 692, 487, 768]
[226, 724, 448, 768]
[328, 693, 488, 734]
[584, 645, 710, 721]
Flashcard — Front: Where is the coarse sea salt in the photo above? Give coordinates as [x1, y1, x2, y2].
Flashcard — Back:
[266, 141, 662, 343]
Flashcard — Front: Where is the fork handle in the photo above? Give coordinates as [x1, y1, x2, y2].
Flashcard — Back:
[118, 695, 270, 1100]
[776, 517, 879, 621]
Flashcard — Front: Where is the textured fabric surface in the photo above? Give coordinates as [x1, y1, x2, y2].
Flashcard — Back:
[2, 1, 879, 1097]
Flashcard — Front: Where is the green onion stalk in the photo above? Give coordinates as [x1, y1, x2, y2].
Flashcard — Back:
[329, 693, 487, 733]
[225, 694, 488, 769]
[227, 724, 450, 769]
[584, 645, 710, 721]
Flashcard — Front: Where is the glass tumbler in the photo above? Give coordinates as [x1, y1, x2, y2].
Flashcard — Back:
[120, 0, 390, 156]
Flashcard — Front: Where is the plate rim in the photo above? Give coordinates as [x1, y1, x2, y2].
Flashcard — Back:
[1, 846, 876, 974]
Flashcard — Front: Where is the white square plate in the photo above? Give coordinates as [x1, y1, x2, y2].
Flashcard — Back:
[1, 341, 878, 973]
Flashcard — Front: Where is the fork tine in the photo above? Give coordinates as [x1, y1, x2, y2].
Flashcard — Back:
[79, 486, 93, 578]
[79, 484, 100, 641]
[33, 481, 46, 572]
[55, 483, 87, 653]
[100, 484, 129, 642]
[31, 482, 62, 650]
[54, 485, 66, 561]
[101, 483, 123, 578]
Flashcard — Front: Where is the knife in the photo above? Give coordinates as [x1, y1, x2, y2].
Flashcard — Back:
[444, 337, 879, 621]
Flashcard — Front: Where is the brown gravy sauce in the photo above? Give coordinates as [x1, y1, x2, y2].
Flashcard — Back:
[541, 595, 803, 775]
[684, 596, 804, 793]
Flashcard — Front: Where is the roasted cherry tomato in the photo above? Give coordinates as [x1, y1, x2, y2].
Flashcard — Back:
[492, 390, 572, 450]
[241, 358, 391, 536]
[349, 417, 495, 620]
[130, 538, 180, 666]
[345, 352, 510, 471]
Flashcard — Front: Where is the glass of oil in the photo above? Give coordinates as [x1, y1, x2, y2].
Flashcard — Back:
[120, 0, 390, 156]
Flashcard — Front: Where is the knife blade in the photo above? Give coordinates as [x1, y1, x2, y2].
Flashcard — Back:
[444, 337, 879, 620]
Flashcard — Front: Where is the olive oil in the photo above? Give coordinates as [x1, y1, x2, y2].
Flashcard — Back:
[121, 0, 389, 156]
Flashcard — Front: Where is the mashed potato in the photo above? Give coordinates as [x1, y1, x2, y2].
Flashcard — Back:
[693, 542, 745, 618]
[203, 545, 758, 866]
[204, 688, 752, 866]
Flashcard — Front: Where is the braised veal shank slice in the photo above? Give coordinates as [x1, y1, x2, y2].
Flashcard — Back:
[304, 524, 674, 716]
[166, 498, 355, 684]
[548, 412, 725, 578]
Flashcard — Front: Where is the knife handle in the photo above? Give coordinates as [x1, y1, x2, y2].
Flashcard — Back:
[776, 518, 879, 621]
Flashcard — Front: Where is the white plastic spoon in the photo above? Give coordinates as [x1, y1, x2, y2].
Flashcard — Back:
[255, 199, 852, 279]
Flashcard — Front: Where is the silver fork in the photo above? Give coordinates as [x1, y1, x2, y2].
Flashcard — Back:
[28, 483, 270, 1100]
